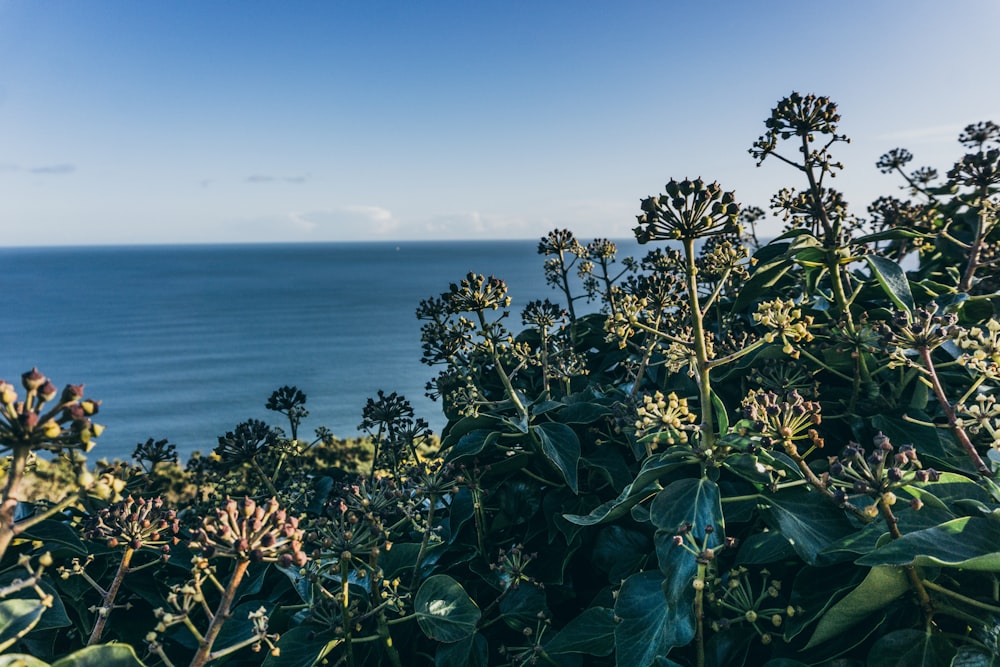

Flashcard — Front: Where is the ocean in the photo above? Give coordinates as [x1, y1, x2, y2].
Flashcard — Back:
[0, 239, 639, 461]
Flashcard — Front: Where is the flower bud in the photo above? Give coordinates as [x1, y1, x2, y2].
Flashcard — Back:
[21, 368, 46, 391]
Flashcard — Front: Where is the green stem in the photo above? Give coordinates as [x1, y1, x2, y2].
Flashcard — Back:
[341, 558, 356, 667]
[410, 493, 437, 590]
[879, 499, 933, 622]
[683, 237, 714, 450]
[694, 561, 707, 667]
[922, 579, 1000, 614]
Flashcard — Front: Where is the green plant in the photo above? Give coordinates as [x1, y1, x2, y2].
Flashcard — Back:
[3, 91, 1000, 666]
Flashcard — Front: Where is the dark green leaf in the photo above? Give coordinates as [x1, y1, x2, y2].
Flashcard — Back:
[19, 519, 88, 556]
[555, 402, 613, 424]
[857, 516, 1000, 571]
[867, 629, 957, 667]
[446, 429, 498, 462]
[804, 566, 909, 648]
[736, 529, 798, 565]
[855, 228, 934, 244]
[952, 645, 1000, 666]
[435, 632, 488, 667]
[532, 422, 581, 493]
[866, 255, 914, 314]
[50, 645, 147, 667]
[759, 487, 855, 564]
[784, 563, 865, 641]
[500, 585, 549, 632]
[414, 575, 481, 643]
[263, 626, 338, 667]
[649, 478, 724, 550]
[544, 607, 615, 657]
[563, 450, 697, 526]
[614, 571, 693, 667]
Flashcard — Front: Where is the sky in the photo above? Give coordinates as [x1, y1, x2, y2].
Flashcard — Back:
[1, 0, 999, 247]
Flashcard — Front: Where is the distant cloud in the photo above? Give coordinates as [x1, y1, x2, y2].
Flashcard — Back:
[30, 163, 75, 174]
[227, 205, 400, 241]
[245, 173, 309, 184]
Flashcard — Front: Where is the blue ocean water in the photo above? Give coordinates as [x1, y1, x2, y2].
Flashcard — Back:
[0, 239, 639, 460]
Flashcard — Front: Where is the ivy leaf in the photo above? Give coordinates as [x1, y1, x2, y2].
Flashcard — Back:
[532, 422, 581, 494]
[435, 632, 489, 667]
[649, 478, 724, 550]
[857, 516, 1000, 571]
[50, 645, 148, 667]
[866, 255, 915, 316]
[759, 487, 855, 564]
[804, 566, 909, 649]
[0, 599, 45, 653]
[614, 571, 691, 667]
[18, 519, 88, 556]
[415, 575, 481, 643]
[563, 450, 697, 526]
[866, 629, 956, 667]
[264, 626, 338, 667]
[544, 607, 615, 657]
[445, 429, 498, 462]
[555, 402, 613, 424]
[0, 656, 49, 667]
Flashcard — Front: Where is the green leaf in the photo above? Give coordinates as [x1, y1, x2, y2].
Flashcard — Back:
[555, 402, 613, 424]
[866, 255, 915, 315]
[736, 529, 798, 565]
[435, 632, 488, 667]
[544, 607, 615, 657]
[19, 519, 88, 556]
[0, 655, 49, 667]
[614, 571, 693, 667]
[784, 563, 864, 641]
[50, 645, 147, 667]
[867, 629, 957, 667]
[563, 450, 697, 526]
[804, 566, 909, 649]
[264, 626, 338, 667]
[414, 575, 481, 643]
[871, 413, 946, 458]
[532, 422, 581, 493]
[855, 228, 934, 245]
[952, 645, 1000, 666]
[858, 516, 1000, 571]
[649, 478, 724, 550]
[759, 487, 855, 565]
[0, 599, 45, 653]
[446, 429, 498, 462]
[710, 388, 729, 439]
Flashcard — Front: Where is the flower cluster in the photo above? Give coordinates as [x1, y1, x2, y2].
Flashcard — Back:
[0, 369, 103, 453]
[741, 390, 823, 457]
[956, 394, 1000, 451]
[824, 432, 935, 516]
[87, 495, 178, 554]
[707, 567, 797, 646]
[955, 318, 1000, 379]
[634, 178, 741, 242]
[446, 272, 511, 313]
[635, 391, 698, 448]
[191, 497, 308, 566]
[752, 299, 815, 355]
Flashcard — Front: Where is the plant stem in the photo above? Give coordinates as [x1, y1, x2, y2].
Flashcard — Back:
[683, 237, 714, 450]
[922, 579, 1000, 614]
[694, 561, 707, 667]
[410, 493, 436, 590]
[0, 444, 31, 561]
[341, 558, 356, 667]
[878, 499, 933, 622]
[87, 546, 134, 645]
[918, 347, 991, 475]
[188, 558, 250, 667]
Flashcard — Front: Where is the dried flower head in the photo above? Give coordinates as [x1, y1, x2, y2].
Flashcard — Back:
[191, 496, 308, 567]
[88, 495, 179, 553]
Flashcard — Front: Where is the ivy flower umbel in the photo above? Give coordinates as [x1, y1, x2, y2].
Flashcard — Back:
[446, 273, 511, 313]
[752, 299, 814, 356]
[87, 495, 178, 553]
[824, 433, 935, 516]
[0, 370, 104, 453]
[955, 319, 1000, 380]
[956, 394, 1000, 451]
[192, 496, 308, 567]
[635, 391, 698, 448]
[742, 390, 823, 457]
[634, 178, 741, 242]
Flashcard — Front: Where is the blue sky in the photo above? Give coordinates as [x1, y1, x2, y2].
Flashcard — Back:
[2, 0, 998, 246]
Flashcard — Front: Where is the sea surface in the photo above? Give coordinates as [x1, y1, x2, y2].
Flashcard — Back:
[0, 239, 639, 461]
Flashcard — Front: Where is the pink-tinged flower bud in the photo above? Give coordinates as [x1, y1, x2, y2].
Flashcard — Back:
[62, 404, 86, 422]
[81, 399, 101, 416]
[38, 381, 58, 402]
[21, 368, 46, 391]
[60, 384, 84, 404]
[18, 411, 39, 430]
